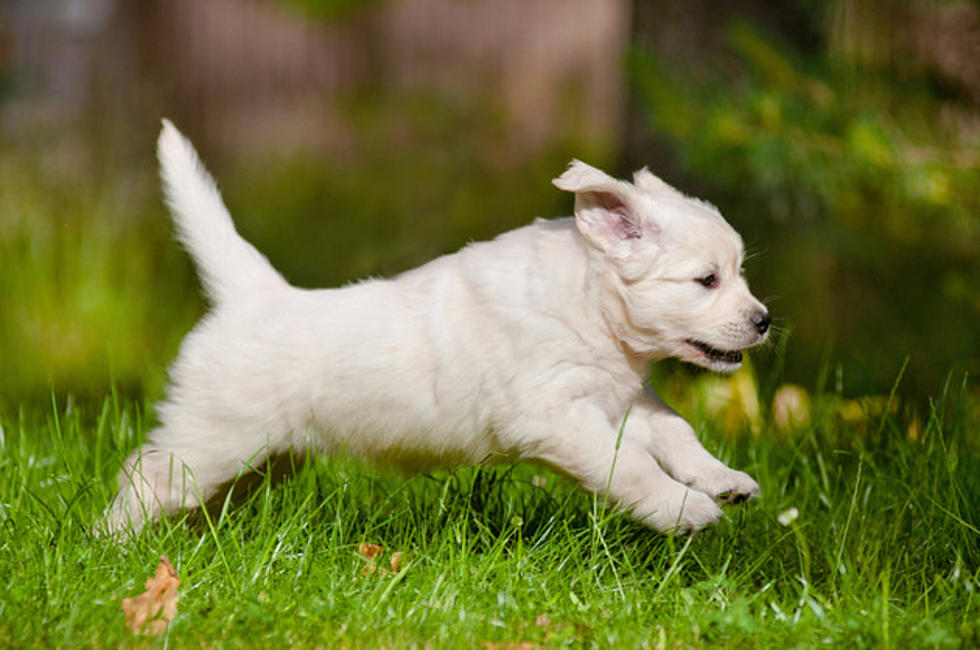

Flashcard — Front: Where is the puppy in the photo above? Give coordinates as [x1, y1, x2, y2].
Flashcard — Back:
[106, 120, 769, 536]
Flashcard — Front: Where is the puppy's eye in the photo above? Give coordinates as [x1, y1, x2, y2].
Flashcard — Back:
[697, 273, 718, 288]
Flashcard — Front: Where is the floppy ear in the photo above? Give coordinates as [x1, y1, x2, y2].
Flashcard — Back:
[632, 167, 684, 199]
[552, 160, 649, 253]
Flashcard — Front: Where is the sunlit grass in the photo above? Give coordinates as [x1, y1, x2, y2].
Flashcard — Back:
[0, 373, 975, 647]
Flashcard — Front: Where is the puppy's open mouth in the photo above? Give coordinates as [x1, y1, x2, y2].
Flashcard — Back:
[685, 339, 743, 366]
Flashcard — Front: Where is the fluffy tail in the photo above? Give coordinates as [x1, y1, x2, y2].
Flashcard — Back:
[157, 119, 288, 303]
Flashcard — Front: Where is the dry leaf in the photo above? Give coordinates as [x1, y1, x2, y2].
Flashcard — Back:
[121, 555, 179, 635]
[356, 543, 408, 576]
[389, 551, 406, 572]
[357, 542, 385, 576]
[357, 542, 384, 560]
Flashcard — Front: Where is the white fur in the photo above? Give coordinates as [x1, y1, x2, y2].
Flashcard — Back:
[105, 121, 769, 536]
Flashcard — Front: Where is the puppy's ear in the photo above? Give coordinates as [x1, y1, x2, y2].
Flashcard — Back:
[632, 167, 684, 199]
[553, 160, 651, 254]
[634, 166, 723, 220]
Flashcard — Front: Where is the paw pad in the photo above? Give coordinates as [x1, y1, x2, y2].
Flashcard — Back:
[716, 490, 753, 505]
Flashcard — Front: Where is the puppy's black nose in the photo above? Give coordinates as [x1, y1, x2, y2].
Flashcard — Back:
[751, 310, 771, 335]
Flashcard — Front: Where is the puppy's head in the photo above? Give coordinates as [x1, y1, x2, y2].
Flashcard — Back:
[553, 160, 769, 372]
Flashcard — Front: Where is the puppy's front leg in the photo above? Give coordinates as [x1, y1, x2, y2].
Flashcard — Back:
[526, 403, 721, 534]
[631, 389, 760, 505]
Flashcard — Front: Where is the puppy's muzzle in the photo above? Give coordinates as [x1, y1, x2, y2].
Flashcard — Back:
[750, 310, 771, 336]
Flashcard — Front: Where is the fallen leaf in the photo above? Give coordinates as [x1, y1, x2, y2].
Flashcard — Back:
[121, 555, 179, 635]
[357, 542, 385, 576]
[356, 543, 408, 576]
[357, 542, 384, 559]
[389, 551, 406, 572]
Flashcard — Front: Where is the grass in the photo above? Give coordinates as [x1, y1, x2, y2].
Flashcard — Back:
[0, 373, 977, 648]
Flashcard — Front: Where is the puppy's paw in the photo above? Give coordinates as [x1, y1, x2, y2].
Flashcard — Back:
[682, 465, 760, 506]
[674, 489, 724, 534]
[642, 488, 723, 535]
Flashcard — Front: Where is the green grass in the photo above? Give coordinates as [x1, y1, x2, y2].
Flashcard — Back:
[1, 374, 977, 648]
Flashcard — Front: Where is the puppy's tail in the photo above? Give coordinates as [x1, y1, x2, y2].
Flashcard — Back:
[157, 119, 288, 304]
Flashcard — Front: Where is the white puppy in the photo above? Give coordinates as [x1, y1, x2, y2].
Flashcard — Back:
[106, 120, 770, 536]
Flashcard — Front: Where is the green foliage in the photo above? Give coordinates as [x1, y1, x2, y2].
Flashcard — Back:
[226, 90, 590, 290]
[0, 89, 601, 403]
[631, 22, 980, 396]
[285, 0, 389, 21]
[0, 375, 975, 646]
[0, 156, 198, 407]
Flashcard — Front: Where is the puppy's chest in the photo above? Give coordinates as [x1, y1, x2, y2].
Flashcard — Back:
[512, 359, 643, 420]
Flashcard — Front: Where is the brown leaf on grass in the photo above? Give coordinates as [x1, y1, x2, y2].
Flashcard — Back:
[357, 542, 384, 576]
[121, 555, 179, 636]
[389, 551, 407, 572]
[357, 542, 384, 560]
[356, 543, 408, 576]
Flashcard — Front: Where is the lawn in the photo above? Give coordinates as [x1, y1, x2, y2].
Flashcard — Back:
[0, 373, 976, 648]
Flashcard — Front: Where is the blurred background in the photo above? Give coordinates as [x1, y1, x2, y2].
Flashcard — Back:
[0, 0, 977, 412]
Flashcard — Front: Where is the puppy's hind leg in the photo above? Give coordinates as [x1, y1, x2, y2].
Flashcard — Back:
[105, 437, 197, 535]
[104, 422, 278, 536]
